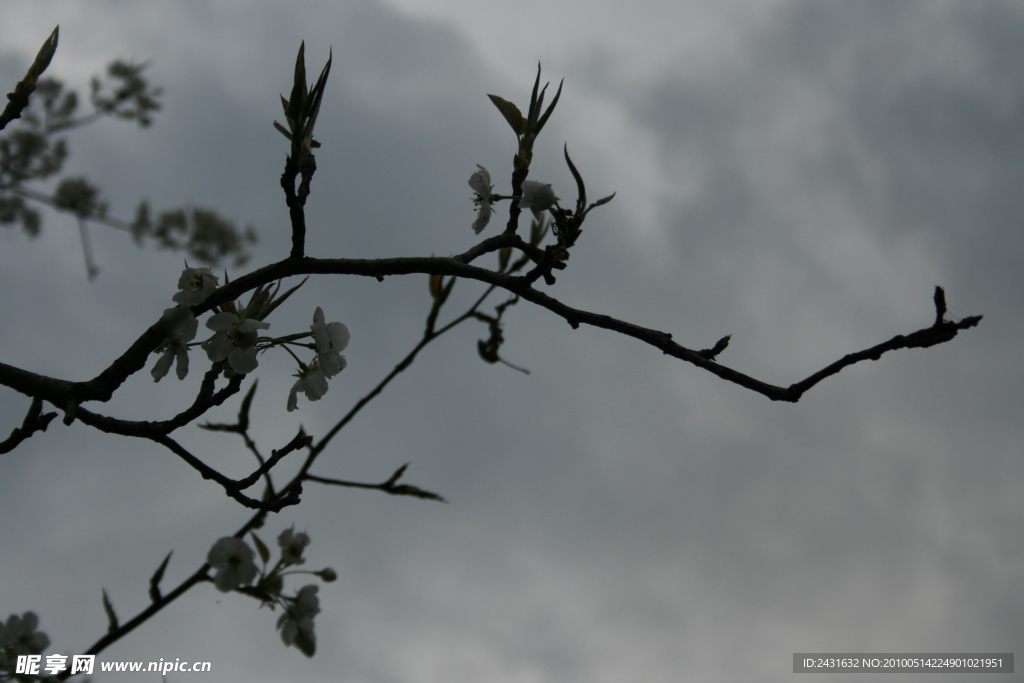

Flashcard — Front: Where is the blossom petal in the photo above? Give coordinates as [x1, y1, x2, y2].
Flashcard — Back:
[326, 321, 350, 351]
[206, 311, 238, 332]
[318, 352, 346, 378]
[202, 331, 233, 362]
[473, 203, 493, 234]
[520, 181, 557, 214]
[174, 346, 190, 380]
[468, 164, 491, 195]
[173, 267, 219, 306]
[302, 370, 329, 401]
[228, 346, 259, 374]
[151, 349, 174, 382]
[237, 319, 270, 334]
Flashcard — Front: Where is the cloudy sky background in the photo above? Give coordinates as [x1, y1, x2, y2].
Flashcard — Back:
[1, 1, 1020, 681]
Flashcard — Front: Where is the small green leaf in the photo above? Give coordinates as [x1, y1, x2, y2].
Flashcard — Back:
[530, 218, 542, 245]
[259, 276, 308, 320]
[534, 78, 563, 134]
[304, 48, 332, 125]
[26, 26, 59, 83]
[251, 532, 271, 565]
[487, 94, 524, 135]
[242, 284, 265, 317]
[288, 41, 307, 125]
[564, 143, 586, 209]
[532, 81, 549, 127]
[527, 62, 542, 126]
[438, 275, 455, 306]
[237, 380, 257, 432]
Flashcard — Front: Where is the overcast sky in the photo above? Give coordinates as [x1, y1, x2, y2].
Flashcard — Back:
[1, 2, 1021, 682]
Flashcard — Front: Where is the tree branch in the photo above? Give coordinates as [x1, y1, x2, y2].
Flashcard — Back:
[0, 397, 57, 454]
[0, 252, 983, 432]
[306, 464, 447, 503]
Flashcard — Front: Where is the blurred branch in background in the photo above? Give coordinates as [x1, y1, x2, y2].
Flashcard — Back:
[0, 27, 256, 278]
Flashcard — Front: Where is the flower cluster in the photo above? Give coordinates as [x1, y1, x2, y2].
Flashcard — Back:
[152, 266, 222, 381]
[0, 612, 50, 673]
[277, 585, 319, 657]
[468, 166, 557, 232]
[288, 307, 349, 411]
[155, 268, 351, 409]
[206, 529, 333, 658]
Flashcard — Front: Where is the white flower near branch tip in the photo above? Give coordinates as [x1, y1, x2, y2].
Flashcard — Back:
[207, 537, 258, 593]
[311, 306, 349, 377]
[278, 526, 310, 565]
[172, 266, 219, 306]
[152, 307, 199, 382]
[201, 311, 270, 375]
[519, 180, 558, 218]
[469, 164, 495, 234]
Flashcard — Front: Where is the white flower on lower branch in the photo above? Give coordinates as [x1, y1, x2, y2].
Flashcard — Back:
[277, 585, 320, 657]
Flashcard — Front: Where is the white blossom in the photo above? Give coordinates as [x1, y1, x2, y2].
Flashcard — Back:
[287, 361, 329, 412]
[277, 585, 320, 657]
[288, 308, 350, 411]
[469, 164, 495, 233]
[206, 537, 258, 593]
[0, 612, 49, 665]
[172, 266, 219, 306]
[311, 307, 349, 378]
[201, 311, 270, 375]
[151, 307, 198, 382]
[277, 526, 310, 566]
[519, 180, 558, 217]
[293, 585, 320, 620]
